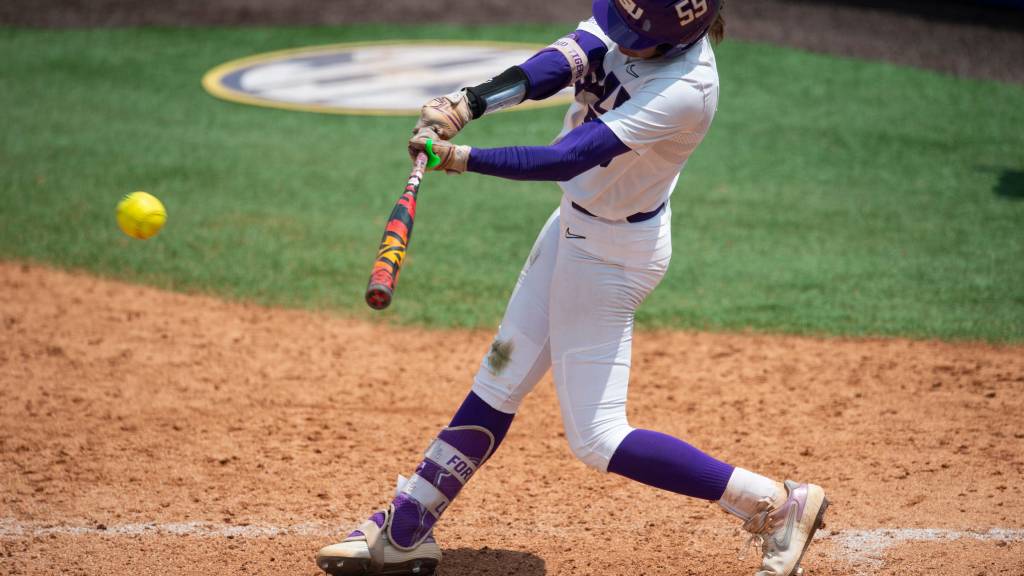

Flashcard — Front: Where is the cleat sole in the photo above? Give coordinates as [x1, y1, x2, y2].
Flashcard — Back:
[318, 558, 366, 576]
[317, 556, 438, 576]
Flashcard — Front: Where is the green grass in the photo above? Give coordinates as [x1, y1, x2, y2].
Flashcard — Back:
[1, 25, 1022, 341]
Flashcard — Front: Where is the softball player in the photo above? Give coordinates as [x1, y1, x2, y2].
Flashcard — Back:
[318, 2, 828, 575]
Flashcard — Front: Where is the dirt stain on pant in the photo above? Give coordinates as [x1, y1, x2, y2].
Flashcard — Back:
[486, 338, 514, 375]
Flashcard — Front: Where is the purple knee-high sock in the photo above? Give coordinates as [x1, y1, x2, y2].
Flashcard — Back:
[448, 391, 515, 446]
[379, 391, 514, 548]
[607, 429, 734, 501]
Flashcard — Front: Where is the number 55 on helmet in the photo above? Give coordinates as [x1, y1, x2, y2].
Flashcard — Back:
[592, 0, 722, 51]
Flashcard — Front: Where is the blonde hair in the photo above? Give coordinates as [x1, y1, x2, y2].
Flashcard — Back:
[709, 2, 725, 44]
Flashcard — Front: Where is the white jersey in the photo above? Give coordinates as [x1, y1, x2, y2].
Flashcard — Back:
[556, 18, 719, 221]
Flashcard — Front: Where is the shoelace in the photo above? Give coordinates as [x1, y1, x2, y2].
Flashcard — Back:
[737, 496, 781, 560]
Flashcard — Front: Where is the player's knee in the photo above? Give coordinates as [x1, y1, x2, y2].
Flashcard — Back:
[471, 322, 550, 415]
[566, 437, 609, 470]
[471, 375, 525, 414]
[564, 421, 633, 472]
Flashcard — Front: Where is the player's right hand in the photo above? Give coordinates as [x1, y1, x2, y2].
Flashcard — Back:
[413, 90, 474, 141]
[409, 130, 471, 174]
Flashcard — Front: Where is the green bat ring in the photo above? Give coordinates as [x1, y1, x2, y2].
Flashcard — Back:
[424, 138, 442, 169]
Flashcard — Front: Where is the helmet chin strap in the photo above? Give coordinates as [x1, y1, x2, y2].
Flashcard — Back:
[624, 40, 694, 61]
[653, 28, 713, 59]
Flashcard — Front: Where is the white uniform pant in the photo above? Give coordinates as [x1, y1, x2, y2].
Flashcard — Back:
[472, 196, 672, 471]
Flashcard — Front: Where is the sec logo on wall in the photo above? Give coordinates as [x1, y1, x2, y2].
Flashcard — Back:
[202, 40, 573, 116]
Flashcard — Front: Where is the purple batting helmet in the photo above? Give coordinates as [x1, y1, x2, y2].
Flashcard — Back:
[592, 0, 721, 50]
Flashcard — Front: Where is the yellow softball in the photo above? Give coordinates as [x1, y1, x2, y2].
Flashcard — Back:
[116, 191, 167, 240]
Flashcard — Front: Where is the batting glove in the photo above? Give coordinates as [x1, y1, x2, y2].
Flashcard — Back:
[413, 90, 474, 141]
[409, 130, 471, 174]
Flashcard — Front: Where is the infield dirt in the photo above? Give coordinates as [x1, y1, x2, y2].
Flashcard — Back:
[2, 262, 1022, 575]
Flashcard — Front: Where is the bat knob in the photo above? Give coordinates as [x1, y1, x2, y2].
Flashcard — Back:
[365, 284, 393, 310]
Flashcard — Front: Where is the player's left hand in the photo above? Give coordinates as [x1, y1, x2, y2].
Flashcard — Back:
[409, 131, 471, 174]
[413, 91, 474, 141]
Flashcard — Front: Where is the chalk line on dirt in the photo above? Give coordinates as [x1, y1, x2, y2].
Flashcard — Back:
[826, 527, 1024, 574]
[0, 518, 341, 538]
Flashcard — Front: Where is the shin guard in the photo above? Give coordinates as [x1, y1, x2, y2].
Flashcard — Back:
[387, 425, 496, 549]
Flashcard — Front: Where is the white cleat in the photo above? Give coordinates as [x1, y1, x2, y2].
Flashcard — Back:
[742, 480, 829, 576]
[316, 508, 441, 576]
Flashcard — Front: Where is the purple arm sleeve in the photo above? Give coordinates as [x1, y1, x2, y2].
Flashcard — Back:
[519, 30, 608, 101]
[467, 119, 630, 182]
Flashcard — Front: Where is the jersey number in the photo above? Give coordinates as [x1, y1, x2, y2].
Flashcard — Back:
[674, 0, 708, 26]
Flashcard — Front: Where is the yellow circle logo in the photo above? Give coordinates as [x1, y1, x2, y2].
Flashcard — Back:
[203, 40, 573, 116]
